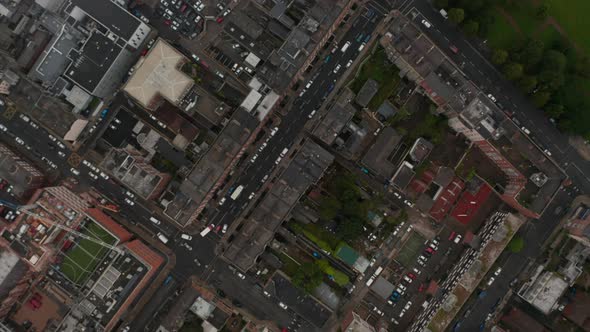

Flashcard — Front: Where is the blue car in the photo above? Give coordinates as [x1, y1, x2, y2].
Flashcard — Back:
[389, 291, 401, 302]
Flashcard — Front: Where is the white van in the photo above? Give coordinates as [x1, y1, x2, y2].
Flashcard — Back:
[150, 217, 161, 225]
[439, 9, 448, 19]
[181, 234, 192, 240]
[280, 148, 289, 157]
[157, 232, 169, 244]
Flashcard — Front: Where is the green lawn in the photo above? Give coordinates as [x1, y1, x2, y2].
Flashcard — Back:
[546, 0, 590, 54]
[60, 222, 116, 285]
[536, 24, 562, 48]
[486, 8, 518, 49]
[395, 231, 425, 268]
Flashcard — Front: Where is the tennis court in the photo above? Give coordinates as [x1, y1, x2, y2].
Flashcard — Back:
[395, 231, 425, 268]
[59, 221, 116, 285]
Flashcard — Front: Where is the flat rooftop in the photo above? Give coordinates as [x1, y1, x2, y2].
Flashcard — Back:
[124, 39, 193, 110]
[64, 31, 122, 94]
[67, 0, 142, 41]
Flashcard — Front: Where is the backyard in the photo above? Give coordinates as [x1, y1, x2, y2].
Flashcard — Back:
[349, 46, 401, 111]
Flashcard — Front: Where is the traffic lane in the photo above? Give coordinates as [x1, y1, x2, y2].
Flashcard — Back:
[170, 234, 217, 279]
[207, 261, 302, 330]
[457, 190, 572, 330]
[212, 12, 382, 227]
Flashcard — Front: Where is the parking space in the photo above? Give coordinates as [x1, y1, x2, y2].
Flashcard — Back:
[157, 0, 205, 39]
[395, 231, 425, 267]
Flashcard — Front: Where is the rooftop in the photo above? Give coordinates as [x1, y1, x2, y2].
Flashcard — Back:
[355, 79, 379, 108]
[312, 90, 356, 146]
[124, 39, 194, 110]
[361, 127, 403, 178]
[518, 270, 568, 314]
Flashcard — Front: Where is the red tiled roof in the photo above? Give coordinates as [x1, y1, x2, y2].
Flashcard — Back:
[451, 184, 492, 225]
[429, 177, 464, 221]
[85, 208, 132, 243]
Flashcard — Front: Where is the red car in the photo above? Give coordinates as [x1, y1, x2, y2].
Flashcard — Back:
[164, 19, 172, 26]
[449, 45, 459, 54]
[407, 273, 416, 280]
[448, 231, 457, 241]
[425, 247, 436, 254]
[418, 283, 426, 292]
[216, 17, 224, 23]
[215, 225, 222, 233]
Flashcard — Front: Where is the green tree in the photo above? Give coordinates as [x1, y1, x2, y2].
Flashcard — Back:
[508, 236, 524, 253]
[462, 20, 480, 36]
[518, 75, 538, 93]
[532, 90, 552, 107]
[536, 3, 549, 20]
[543, 49, 567, 72]
[448, 8, 465, 24]
[318, 196, 341, 221]
[544, 103, 565, 118]
[491, 49, 508, 65]
[434, 0, 448, 9]
[574, 56, 590, 78]
[511, 39, 544, 69]
[292, 262, 323, 293]
[336, 217, 365, 241]
[538, 70, 565, 90]
[503, 62, 524, 80]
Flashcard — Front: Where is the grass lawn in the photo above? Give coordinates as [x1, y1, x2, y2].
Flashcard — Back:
[536, 24, 562, 48]
[395, 231, 425, 268]
[60, 222, 116, 285]
[486, 8, 518, 49]
[349, 46, 400, 111]
[546, 0, 590, 54]
[278, 252, 300, 277]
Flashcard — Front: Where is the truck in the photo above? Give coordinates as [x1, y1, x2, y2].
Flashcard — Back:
[230, 185, 244, 200]
[200, 225, 212, 237]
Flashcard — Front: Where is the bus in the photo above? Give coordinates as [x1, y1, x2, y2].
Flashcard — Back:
[341, 41, 351, 52]
[230, 185, 244, 200]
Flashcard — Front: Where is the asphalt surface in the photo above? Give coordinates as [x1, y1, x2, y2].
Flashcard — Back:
[402, 0, 590, 194]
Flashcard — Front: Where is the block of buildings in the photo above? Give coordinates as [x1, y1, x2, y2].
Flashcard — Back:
[518, 270, 568, 314]
[0, 142, 45, 200]
[101, 147, 172, 200]
[0, 247, 34, 318]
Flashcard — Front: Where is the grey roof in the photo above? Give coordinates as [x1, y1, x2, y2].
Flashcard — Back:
[376, 100, 397, 119]
[0, 143, 44, 198]
[371, 276, 395, 299]
[355, 79, 379, 107]
[0, 249, 28, 299]
[270, 1, 287, 18]
[312, 95, 355, 146]
[281, 28, 310, 60]
[409, 137, 434, 164]
[391, 162, 415, 189]
[64, 31, 122, 94]
[228, 11, 263, 39]
[67, 0, 142, 41]
[361, 127, 402, 178]
[224, 141, 334, 271]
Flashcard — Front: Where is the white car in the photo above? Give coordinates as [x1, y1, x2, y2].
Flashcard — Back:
[57, 142, 66, 149]
[0, 124, 6, 132]
[521, 126, 531, 135]
[124, 197, 135, 206]
[99, 172, 109, 180]
[82, 160, 91, 167]
[237, 272, 246, 279]
[543, 149, 552, 157]
[218, 197, 226, 206]
[487, 277, 495, 286]
[454, 234, 463, 244]
[404, 199, 413, 207]
[125, 191, 135, 199]
[248, 192, 255, 200]
[275, 156, 282, 165]
[308, 110, 316, 119]
[70, 168, 80, 176]
[346, 59, 353, 68]
[250, 154, 258, 163]
[421, 19, 432, 28]
[487, 93, 497, 102]
[260, 174, 269, 183]
[404, 301, 412, 310]
[394, 192, 402, 199]
[403, 275, 413, 284]
[258, 142, 267, 152]
[29, 122, 39, 129]
[48, 134, 57, 142]
[270, 127, 279, 136]
[494, 267, 502, 276]
[279, 302, 288, 310]
[263, 290, 271, 297]
[15, 137, 24, 145]
[57, 151, 66, 158]
[333, 64, 341, 74]
[88, 172, 99, 180]
[222, 224, 228, 233]
[19, 114, 30, 123]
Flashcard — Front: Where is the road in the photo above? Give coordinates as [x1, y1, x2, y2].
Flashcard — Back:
[401, 0, 590, 194]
